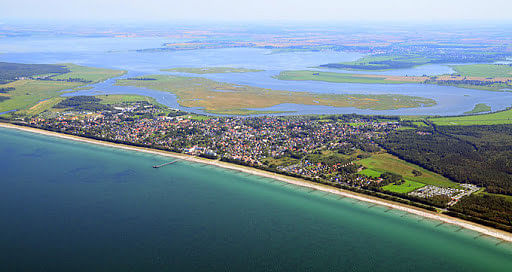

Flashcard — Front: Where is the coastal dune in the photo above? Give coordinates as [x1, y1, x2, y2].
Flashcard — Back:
[2, 122, 512, 243]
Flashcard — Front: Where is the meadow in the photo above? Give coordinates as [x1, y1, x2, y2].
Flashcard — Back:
[0, 64, 126, 116]
[115, 75, 436, 115]
[357, 153, 459, 188]
[381, 179, 426, 194]
[0, 80, 81, 114]
[275, 70, 425, 84]
[451, 64, 512, 78]
[51, 64, 126, 83]
[430, 107, 512, 125]
[318, 54, 432, 70]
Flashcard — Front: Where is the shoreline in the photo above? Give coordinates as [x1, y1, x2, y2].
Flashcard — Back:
[2, 122, 512, 243]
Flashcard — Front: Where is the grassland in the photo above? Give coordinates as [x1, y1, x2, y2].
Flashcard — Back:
[464, 103, 491, 114]
[162, 67, 263, 74]
[357, 153, 459, 188]
[430, 107, 512, 126]
[0, 64, 126, 116]
[115, 75, 436, 115]
[96, 94, 160, 105]
[359, 168, 382, 178]
[276, 63, 512, 93]
[451, 64, 512, 78]
[0, 80, 81, 114]
[51, 63, 126, 83]
[275, 70, 425, 84]
[319, 54, 432, 71]
[382, 180, 426, 194]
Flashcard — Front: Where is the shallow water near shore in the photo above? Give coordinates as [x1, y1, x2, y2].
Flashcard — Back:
[0, 128, 512, 271]
[1, 127, 512, 271]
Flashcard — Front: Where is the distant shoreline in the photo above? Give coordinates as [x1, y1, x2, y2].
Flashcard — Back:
[2, 122, 512, 243]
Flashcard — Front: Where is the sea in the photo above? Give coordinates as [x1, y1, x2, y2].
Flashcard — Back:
[1, 127, 511, 271]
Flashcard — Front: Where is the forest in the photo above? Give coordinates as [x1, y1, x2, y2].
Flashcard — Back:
[54, 96, 112, 111]
[0, 62, 69, 84]
[380, 124, 512, 229]
[380, 124, 512, 195]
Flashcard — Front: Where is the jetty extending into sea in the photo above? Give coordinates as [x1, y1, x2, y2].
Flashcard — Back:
[153, 160, 179, 168]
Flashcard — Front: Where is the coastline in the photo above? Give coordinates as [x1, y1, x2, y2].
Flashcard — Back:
[2, 122, 512, 243]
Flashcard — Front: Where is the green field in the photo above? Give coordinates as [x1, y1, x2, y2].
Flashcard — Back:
[162, 67, 263, 74]
[319, 54, 432, 71]
[451, 64, 512, 78]
[464, 103, 491, 114]
[359, 168, 382, 178]
[357, 153, 459, 188]
[115, 75, 436, 115]
[382, 179, 426, 193]
[51, 64, 126, 83]
[0, 64, 126, 116]
[0, 80, 81, 115]
[430, 107, 512, 125]
[96, 94, 161, 105]
[274, 70, 418, 84]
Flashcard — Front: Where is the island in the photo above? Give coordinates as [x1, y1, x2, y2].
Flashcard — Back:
[115, 75, 436, 115]
[275, 63, 512, 92]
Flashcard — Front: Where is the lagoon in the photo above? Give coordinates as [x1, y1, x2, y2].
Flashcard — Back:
[1, 36, 512, 116]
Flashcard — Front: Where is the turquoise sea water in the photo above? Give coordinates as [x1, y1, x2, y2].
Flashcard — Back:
[1, 127, 512, 271]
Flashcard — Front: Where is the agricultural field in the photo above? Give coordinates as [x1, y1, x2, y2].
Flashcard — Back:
[162, 67, 263, 74]
[430, 107, 512, 125]
[357, 152, 459, 188]
[381, 179, 426, 194]
[275, 70, 425, 84]
[115, 75, 436, 115]
[451, 64, 512, 78]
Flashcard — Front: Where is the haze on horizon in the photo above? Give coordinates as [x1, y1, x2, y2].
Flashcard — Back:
[2, 0, 512, 23]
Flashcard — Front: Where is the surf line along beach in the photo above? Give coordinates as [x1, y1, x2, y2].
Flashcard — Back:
[2, 122, 512, 243]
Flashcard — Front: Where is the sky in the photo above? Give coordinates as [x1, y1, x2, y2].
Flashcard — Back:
[2, 0, 512, 23]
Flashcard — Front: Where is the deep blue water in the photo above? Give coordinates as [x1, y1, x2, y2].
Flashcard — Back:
[1, 127, 512, 271]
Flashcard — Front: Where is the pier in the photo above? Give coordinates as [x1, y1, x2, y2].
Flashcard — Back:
[153, 160, 179, 168]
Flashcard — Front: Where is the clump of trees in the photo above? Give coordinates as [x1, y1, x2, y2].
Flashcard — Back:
[54, 96, 112, 111]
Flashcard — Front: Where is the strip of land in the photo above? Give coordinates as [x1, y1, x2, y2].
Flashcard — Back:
[115, 75, 436, 114]
[162, 67, 263, 74]
[2, 122, 511, 243]
[276, 64, 512, 91]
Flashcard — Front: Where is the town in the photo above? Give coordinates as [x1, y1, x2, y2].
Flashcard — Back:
[22, 97, 479, 206]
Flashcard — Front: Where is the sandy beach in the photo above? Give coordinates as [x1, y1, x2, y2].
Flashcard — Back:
[2, 122, 512, 243]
